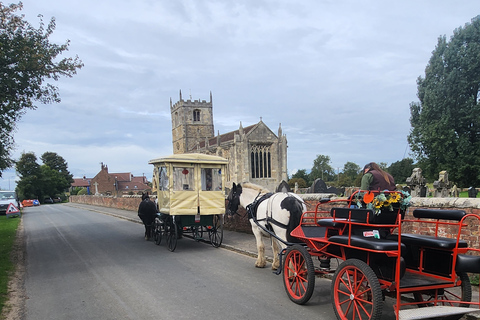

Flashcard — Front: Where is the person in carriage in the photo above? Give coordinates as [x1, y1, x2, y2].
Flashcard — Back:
[138, 192, 157, 240]
[360, 162, 396, 191]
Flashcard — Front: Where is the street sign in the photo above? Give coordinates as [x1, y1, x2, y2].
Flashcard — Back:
[6, 203, 20, 218]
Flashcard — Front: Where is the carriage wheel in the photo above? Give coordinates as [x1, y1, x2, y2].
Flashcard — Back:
[413, 272, 472, 320]
[208, 214, 223, 247]
[332, 259, 383, 320]
[282, 244, 315, 305]
[153, 217, 163, 245]
[165, 217, 178, 252]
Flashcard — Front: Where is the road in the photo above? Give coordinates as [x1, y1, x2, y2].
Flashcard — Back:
[22, 204, 401, 320]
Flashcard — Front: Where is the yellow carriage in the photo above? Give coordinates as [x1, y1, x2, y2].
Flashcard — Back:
[149, 153, 228, 251]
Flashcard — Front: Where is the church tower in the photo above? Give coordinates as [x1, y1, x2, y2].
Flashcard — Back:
[171, 90, 214, 154]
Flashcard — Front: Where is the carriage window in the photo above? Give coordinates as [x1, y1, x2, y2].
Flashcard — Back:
[173, 167, 194, 191]
[201, 168, 222, 191]
[159, 166, 168, 191]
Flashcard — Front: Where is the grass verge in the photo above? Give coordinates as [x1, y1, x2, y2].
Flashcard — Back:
[0, 215, 20, 315]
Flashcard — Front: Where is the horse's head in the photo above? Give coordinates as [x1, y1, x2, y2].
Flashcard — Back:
[226, 182, 242, 216]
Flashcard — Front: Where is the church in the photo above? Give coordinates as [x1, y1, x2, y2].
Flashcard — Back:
[170, 91, 288, 191]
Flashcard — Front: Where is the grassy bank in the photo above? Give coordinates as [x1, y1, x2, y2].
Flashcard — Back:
[0, 215, 20, 315]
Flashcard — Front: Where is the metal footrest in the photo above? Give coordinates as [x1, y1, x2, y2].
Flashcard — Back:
[398, 306, 474, 320]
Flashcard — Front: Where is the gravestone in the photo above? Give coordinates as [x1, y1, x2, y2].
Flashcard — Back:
[406, 168, 427, 197]
[276, 180, 291, 193]
[433, 171, 450, 198]
[310, 178, 327, 193]
[468, 187, 478, 198]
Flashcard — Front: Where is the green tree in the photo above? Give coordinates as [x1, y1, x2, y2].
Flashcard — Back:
[309, 154, 335, 182]
[291, 169, 310, 186]
[388, 158, 415, 184]
[0, 3, 83, 177]
[15, 152, 43, 200]
[408, 16, 480, 187]
[41, 152, 73, 189]
[338, 162, 361, 187]
[288, 177, 307, 189]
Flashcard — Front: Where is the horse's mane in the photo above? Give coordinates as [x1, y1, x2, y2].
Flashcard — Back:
[241, 182, 271, 194]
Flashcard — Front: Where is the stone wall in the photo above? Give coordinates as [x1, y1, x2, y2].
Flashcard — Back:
[69, 195, 480, 247]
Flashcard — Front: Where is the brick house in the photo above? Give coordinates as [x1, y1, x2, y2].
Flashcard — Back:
[89, 163, 151, 196]
[71, 176, 92, 193]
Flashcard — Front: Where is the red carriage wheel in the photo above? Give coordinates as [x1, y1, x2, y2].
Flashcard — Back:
[282, 244, 315, 305]
[331, 259, 383, 320]
[413, 272, 472, 320]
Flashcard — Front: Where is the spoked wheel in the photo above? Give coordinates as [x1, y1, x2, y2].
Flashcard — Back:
[208, 214, 223, 248]
[192, 226, 204, 241]
[282, 244, 315, 305]
[165, 216, 178, 252]
[153, 217, 163, 245]
[332, 259, 383, 320]
[413, 272, 472, 320]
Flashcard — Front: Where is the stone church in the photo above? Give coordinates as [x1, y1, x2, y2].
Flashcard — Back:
[170, 90, 288, 191]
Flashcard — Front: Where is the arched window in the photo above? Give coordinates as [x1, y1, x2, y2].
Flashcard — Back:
[250, 145, 272, 179]
[193, 109, 201, 122]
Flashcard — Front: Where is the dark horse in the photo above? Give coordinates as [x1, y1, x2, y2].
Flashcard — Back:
[226, 182, 305, 270]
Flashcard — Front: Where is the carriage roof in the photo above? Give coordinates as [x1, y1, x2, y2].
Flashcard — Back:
[148, 153, 228, 166]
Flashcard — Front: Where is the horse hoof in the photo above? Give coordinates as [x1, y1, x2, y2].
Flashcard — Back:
[255, 262, 267, 268]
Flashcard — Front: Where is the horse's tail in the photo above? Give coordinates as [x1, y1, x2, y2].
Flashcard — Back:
[282, 195, 305, 243]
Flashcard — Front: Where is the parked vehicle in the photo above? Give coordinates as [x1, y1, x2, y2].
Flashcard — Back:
[44, 197, 54, 204]
[0, 191, 19, 215]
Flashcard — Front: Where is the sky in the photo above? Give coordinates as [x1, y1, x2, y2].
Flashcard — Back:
[1, 0, 480, 190]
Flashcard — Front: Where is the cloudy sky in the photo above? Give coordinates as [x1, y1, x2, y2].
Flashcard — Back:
[2, 0, 480, 190]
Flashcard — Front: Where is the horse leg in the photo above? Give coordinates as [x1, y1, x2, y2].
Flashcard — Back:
[251, 225, 267, 268]
[271, 238, 281, 270]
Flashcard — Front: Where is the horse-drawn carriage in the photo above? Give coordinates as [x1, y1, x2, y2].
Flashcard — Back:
[226, 184, 480, 320]
[149, 153, 228, 251]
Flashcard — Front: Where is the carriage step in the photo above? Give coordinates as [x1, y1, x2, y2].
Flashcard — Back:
[398, 306, 475, 319]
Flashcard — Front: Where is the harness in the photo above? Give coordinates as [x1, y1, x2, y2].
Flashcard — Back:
[246, 192, 290, 231]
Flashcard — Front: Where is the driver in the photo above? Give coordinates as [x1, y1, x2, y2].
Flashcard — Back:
[360, 162, 396, 191]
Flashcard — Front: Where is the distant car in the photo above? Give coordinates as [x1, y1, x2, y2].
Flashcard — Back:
[33, 199, 40, 206]
[53, 197, 62, 203]
[44, 197, 54, 204]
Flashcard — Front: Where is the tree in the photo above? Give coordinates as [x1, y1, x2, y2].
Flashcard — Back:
[291, 169, 310, 186]
[41, 151, 73, 188]
[388, 158, 415, 184]
[309, 154, 335, 182]
[408, 16, 480, 187]
[15, 152, 43, 200]
[15, 151, 72, 200]
[0, 3, 83, 176]
[338, 162, 361, 187]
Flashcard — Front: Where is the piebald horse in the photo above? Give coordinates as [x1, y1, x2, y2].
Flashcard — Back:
[226, 182, 306, 270]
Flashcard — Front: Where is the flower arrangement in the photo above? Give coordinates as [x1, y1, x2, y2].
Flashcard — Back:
[355, 190, 411, 215]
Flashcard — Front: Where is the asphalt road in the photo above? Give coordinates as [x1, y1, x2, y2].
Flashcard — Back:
[22, 204, 402, 320]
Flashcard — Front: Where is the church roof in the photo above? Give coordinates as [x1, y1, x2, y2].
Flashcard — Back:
[191, 122, 260, 150]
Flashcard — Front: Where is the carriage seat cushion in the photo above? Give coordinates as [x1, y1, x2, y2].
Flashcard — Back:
[456, 254, 480, 273]
[386, 234, 468, 250]
[330, 207, 374, 223]
[329, 235, 405, 251]
[413, 209, 466, 221]
[317, 218, 361, 228]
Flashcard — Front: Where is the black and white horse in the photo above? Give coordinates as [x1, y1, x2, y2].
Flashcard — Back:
[226, 182, 306, 270]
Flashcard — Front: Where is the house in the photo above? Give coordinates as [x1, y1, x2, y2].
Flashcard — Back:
[89, 163, 151, 196]
[71, 176, 92, 193]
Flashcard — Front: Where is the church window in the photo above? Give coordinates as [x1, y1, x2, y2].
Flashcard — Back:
[251, 145, 272, 179]
[193, 109, 201, 122]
